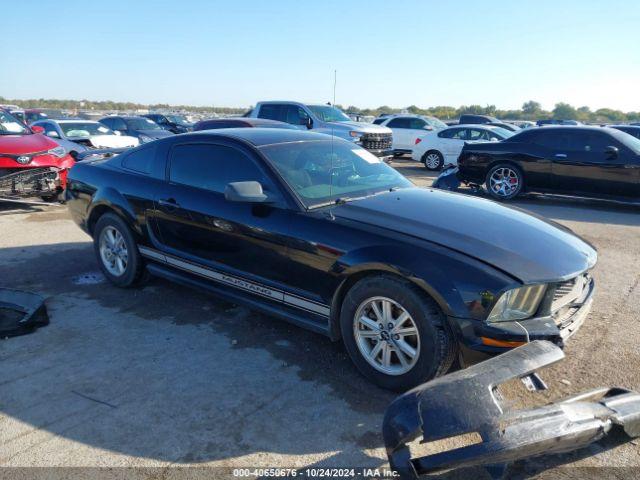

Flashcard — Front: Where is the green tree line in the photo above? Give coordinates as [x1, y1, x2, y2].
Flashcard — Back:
[342, 100, 640, 123]
[0, 96, 247, 115]
[2, 96, 638, 123]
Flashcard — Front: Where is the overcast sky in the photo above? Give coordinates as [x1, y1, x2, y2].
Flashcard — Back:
[2, 0, 639, 111]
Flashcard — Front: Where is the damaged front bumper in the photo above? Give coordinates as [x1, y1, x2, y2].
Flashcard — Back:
[382, 340, 640, 479]
[0, 167, 61, 197]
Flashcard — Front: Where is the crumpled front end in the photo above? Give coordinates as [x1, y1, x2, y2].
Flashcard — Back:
[382, 341, 640, 479]
[0, 166, 62, 197]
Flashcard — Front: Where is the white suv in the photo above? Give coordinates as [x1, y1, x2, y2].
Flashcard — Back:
[373, 115, 447, 157]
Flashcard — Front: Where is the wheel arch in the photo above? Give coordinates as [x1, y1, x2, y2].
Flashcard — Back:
[328, 262, 456, 341]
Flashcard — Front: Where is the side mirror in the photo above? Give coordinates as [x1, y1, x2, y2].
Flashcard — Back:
[305, 117, 313, 129]
[605, 146, 619, 158]
[31, 125, 45, 134]
[422, 125, 433, 131]
[224, 181, 268, 203]
[46, 130, 60, 138]
[114, 130, 122, 136]
[490, 137, 500, 142]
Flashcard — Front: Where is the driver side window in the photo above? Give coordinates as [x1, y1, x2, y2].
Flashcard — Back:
[169, 143, 278, 197]
[285, 106, 309, 126]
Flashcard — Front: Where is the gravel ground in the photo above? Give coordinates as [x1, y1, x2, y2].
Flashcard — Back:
[0, 158, 639, 479]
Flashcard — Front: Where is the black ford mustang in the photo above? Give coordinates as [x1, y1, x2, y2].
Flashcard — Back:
[66, 129, 597, 391]
[457, 125, 640, 201]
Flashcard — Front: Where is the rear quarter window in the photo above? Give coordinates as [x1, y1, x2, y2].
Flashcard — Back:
[121, 144, 157, 174]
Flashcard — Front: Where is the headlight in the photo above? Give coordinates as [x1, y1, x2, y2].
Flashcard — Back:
[349, 131, 363, 141]
[139, 134, 154, 143]
[487, 284, 546, 323]
[47, 146, 67, 158]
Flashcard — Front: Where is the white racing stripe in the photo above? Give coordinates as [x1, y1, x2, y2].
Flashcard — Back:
[139, 246, 330, 317]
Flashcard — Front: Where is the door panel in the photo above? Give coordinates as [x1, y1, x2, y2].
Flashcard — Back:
[153, 142, 293, 287]
[550, 132, 639, 197]
[154, 184, 293, 285]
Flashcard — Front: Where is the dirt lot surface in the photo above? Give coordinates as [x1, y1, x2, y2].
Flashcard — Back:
[1, 158, 639, 479]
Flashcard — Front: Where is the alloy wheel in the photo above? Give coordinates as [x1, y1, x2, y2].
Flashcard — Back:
[99, 226, 128, 277]
[353, 296, 420, 376]
[425, 153, 442, 170]
[489, 167, 520, 197]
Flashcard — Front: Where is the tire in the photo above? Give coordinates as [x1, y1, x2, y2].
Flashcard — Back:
[340, 274, 456, 391]
[485, 163, 524, 201]
[93, 213, 147, 287]
[422, 150, 444, 171]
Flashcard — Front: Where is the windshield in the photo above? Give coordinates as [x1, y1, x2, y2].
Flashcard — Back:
[60, 122, 115, 137]
[0, 110, 29, 135]
[260, 139, 412, 208]
[425, 116, 448, 130]
[306, 105, 351, 123]
[610, 128, 640, 154]
[127, 117, 162, 130]
[166, 115, 191, 126]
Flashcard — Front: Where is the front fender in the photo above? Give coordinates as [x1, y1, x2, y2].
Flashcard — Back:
[332, 243, 516, 324]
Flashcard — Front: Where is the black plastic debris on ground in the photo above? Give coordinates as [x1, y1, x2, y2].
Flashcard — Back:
[382, 340, 640, 479]
[0, 288, 49, 337]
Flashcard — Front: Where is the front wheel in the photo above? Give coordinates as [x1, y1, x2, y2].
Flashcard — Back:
[93, 213, 147, 287]
[340, 275, 456, 391]
[422, 151, 444, 171]
[485, 163, 524, 201]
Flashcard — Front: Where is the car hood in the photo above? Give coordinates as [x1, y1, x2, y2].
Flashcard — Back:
[87, 135, 139, 148]
[0, 133, 58, 155]
[333, 188, 597, 284]
[329, 121, 392, 134]
[136, 129, 173, 138]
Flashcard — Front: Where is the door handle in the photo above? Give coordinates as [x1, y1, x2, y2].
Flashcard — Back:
[158, 198, 179, 209]
[554, 153, 568, 159]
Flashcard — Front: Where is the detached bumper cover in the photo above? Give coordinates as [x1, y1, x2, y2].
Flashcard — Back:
[0, 288, 49, 337]
[382, 341, 640, 479]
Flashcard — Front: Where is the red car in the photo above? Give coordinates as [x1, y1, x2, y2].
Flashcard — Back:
[0, 109, 75, 201]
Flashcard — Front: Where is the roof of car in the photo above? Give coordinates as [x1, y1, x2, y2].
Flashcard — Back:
[196, 118, 291, 127]
[609, 125, 640, 129]
[51, 119, 99, 124]
[100, 115, 146, 120]
[181, 128, 333, 147]
[447, 124, 504, 130]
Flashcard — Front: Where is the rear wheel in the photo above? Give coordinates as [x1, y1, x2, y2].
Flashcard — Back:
[340, 274, 456, 391]
[422, 151, 444, 171]
[93, 213, 147, 287]
[485, 163, 524, 200]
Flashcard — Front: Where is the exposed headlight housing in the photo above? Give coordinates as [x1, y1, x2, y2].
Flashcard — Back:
[47, 146, 67, 158]
[349, 131, 363, 142]
[487, 284, 546, 323]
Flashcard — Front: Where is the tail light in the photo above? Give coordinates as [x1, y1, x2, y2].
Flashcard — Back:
[414, 138, 422, 145]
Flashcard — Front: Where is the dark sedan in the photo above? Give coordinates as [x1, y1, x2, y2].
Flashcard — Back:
[144, 113, 193, 134]
[193, 117, 296, 131]
[610, 125, 640, 140]
[65, 129, 596, 391]
[99, 116, 174, 144]
[457, 126, 640, 201]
